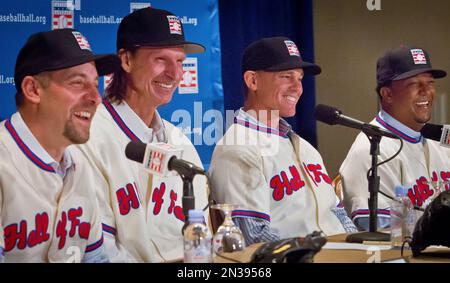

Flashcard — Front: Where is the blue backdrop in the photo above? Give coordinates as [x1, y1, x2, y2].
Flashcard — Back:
[219, 0, 317, 147]
[0, 0, 317, 168]
[0, 0, 223, 168]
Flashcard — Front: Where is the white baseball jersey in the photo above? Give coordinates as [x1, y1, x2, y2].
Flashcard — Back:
[0, 113, 105, 263]
[208, 109, 346, 239]
[340, 110, 450, 226]
[77, 100, 208, 262]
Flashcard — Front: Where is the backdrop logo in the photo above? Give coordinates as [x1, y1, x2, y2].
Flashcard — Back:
[179, 58, 198, 94]
[52, 1, 74, 29]
[66, 0, 81, 11]
[0, 74, 15, 85]
[366, 0, 381, 11]
[130, 2, 151, 13]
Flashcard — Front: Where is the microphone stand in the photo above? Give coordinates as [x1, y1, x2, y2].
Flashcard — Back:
[181, 173, 196, 234]
[346, 125, 390, 243]
[166, 156, 208, 235]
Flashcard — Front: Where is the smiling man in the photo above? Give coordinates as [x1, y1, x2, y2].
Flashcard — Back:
[76, 7, 208, 262]
[340, 46, 449, 231]
[0, 29, 119, 262]
[208, 37, 357, 246]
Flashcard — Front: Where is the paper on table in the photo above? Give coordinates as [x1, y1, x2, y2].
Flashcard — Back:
[323, 242, 392, 251]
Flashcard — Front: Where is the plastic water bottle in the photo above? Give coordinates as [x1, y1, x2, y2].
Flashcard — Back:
[390, 186, 416, 248]
[183, 209, 212, 263]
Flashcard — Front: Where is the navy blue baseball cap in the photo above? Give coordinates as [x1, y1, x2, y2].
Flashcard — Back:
[14, 28, 120, 91]
[376, 45, 446, 91]
[117, 7, 205, 54]
[242, 36, 321, 75]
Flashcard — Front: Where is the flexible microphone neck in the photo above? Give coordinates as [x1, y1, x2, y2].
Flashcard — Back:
[168, 156, 205, 179]
[315, 104, 399, 139]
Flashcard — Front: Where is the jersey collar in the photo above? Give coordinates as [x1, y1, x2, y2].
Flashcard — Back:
[6, 112, 73, 175]
[103, 99, 167, 143]
[375, 109, 423, 144]
[234, 108, 292, 138]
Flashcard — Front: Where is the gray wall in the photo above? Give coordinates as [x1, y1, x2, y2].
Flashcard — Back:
[313, 0, 450, 177]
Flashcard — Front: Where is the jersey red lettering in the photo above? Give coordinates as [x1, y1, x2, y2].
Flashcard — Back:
[78, 222, 91, 239]
[270, 175, 285, 201]
[27, 213, 50, 248]
[417, 176, 433, 202]
[116, 183, 140, 215]
[440, 171, 450, 191]
[307, 164, 332, 184]
[56, 212, 68, 250]
[168, 189, 185, 222]
[4, 221, 27, 252]
[289, 166, 305, 191]
[68, 208, 82, 237]
[152, 182, 166, 215]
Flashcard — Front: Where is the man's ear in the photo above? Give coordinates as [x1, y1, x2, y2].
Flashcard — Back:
[379, 86, 393, 103]
[118, 48, 133, 73]
[21, 76, 43, 105]
[244, 71, 257, 92]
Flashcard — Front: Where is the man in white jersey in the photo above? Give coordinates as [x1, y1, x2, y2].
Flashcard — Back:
[77, 7, 208, 262]
[0, 29, 120, 262]
[340, 45, 449, 231]
[208, 37, 357, 245]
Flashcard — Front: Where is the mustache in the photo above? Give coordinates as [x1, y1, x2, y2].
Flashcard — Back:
[71, 103, 98, 113]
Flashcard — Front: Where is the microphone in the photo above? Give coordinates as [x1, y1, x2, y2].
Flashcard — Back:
[125, 140, 206, 231]
[421, 123, 442, 141]
[314, 104, 400, 139]
[125, 140, 205, 177]
[421, 123, 450, 147]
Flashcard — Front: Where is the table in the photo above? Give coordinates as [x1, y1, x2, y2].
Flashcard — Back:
[213, 233, 450, 263]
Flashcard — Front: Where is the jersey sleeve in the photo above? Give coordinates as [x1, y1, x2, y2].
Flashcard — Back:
[209, 144, 271, 221]
[76, 115, 156, 262]
[340, 133, 401, 230]
[74, 147, 136, 262]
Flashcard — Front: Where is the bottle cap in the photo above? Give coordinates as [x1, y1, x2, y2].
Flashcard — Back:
[188, 209, 204, 222]
[395, 185, 407, 197]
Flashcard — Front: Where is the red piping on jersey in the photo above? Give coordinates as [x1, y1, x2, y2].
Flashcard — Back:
[351, 208, 390, 220]
[101, 223, 117, 236]
[302, 162, 318, 187]
[85, 235, 104, 253]
[232, 210, 271, 221]
[375, 115, 422, 144]
[5, 119, 56, 173]
[234, 117, 289, 138]
[103, 100, 140, 142]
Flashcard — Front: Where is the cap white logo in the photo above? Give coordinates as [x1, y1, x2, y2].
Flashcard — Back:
[72, 31, 92, 51]
[411, 49, 427, 65]
[167, 15, 182, 35]
[284, 40, 300, 57]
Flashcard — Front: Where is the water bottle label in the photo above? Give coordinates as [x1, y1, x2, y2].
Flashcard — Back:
[184, 245, 212, 263]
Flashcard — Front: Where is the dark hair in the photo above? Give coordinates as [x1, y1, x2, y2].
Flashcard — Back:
[105, 48, 138, 103]
[376, 81, 391, 101]
[15, 91, 25, 108]
[105, 67, 128, 103]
